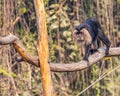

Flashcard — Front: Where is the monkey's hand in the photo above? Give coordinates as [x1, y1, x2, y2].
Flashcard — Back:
[83, 56, 89, 61]
[83, 56, 90, 65]
[105, 50, 109, 55]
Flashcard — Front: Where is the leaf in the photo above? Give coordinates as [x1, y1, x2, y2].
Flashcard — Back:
[117, 0, 120, 3]
[0, 67, 17, 77]
[48, 15, 57, 22]
[49, 10, 55, 16]
[67, 37, 72, 42]
[69, 52, 76, 59]
[22, 7, 27, 13]
[50, 22, 59, 30]
[63, 31, 72, 37]
[49, 4, 59, 9]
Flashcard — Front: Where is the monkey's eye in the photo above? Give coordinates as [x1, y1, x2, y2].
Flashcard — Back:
[76, 32, 82, 35]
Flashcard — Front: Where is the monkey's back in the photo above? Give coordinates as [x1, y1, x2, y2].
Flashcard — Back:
[84, 18, 100, 41]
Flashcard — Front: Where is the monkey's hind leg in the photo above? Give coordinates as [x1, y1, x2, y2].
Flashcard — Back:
[99, 30, 111, 55]
[90, 40, 100, 54]
[83, 44, 91, 61]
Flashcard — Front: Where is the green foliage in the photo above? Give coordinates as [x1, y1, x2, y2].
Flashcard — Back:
[0, 67, 17, 77]
[84, 0, 91, 16]
[22, 7, 27, 13]
[22, 32, 37, 54]
[47, 2, 80, 62]
[117, 0, 120, 4]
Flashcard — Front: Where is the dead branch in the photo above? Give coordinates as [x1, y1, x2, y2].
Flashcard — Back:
[0, 34, 120, 72]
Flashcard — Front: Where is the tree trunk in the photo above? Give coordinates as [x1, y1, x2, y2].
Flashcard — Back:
[34, 0, 53, 96]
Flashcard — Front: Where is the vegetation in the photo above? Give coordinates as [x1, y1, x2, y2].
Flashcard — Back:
[0, 0, 120, 96]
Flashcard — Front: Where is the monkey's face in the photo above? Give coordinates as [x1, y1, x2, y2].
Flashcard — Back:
[74, 28, 92, 43]
[74, 28, 87, 42]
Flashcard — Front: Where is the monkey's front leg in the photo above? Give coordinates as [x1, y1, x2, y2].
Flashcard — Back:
[83, 44, 91, 61]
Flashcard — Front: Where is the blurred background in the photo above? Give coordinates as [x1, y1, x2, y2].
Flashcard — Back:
[0, 0, 120, 96]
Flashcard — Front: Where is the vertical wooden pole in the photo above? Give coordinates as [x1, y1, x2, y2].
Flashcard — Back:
[34, 0, 53, 96]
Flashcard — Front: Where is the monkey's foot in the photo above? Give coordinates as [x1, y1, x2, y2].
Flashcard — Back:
[83, 57, 90, 65]
[90, 49, 100, 54]
[105, 50, 109, 55]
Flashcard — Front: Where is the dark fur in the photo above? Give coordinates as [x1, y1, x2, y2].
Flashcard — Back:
[75, 18, 111, 61]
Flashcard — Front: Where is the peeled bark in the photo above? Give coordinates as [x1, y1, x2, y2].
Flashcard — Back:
[34, 0, 53, 96]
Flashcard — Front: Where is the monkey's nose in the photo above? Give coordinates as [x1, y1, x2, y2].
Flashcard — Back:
[77, 38, 84, 42]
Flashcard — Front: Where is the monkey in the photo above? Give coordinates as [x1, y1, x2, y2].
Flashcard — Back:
[74, 18, 111, 61]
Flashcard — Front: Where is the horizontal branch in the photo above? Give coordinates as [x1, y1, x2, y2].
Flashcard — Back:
[50, 47, 120, 72]
[0, 34, 120, 72]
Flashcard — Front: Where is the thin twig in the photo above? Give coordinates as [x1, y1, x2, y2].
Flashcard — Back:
[77, 64, 120, 96]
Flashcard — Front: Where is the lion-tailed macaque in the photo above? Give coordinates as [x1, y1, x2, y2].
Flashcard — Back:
[74, 18, 111, 61]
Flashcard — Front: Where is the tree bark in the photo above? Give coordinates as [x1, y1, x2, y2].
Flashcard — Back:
[0, 34, 120, 72]
[34, 0, 53, 96]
